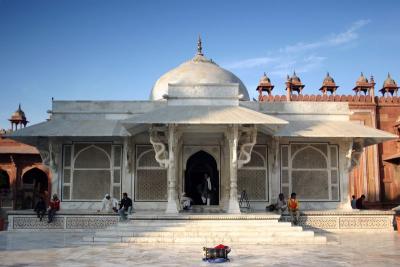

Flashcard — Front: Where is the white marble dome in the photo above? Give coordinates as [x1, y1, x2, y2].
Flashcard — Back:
[150, 53, 249, 101]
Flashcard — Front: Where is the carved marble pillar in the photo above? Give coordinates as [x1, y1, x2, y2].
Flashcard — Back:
[123, 137, 134, 199]
[49, 140, 61, 197]
[226, 124, 241, 214]
[339, 140, 364, 210]
[165, 124, 179, 214]
[270, 136, 280, 203]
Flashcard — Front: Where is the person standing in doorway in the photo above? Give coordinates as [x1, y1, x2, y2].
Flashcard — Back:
[287, 192, 300, 225]
[200, 173, 213, 206]
[118, 192, 132, 221]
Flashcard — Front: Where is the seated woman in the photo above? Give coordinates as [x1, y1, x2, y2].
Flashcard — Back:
[180, 193, 193, 210]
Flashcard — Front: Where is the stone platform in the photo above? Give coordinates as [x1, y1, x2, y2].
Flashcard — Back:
[5, 209, 396, 233]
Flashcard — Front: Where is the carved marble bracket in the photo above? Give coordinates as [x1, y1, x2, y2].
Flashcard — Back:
[124, 137, 134, 173]
[346, 141, 364, 172]
[36, 137, 61, 171]
[270, 136, 279, 169]
[37, 137, 50, 167]
[49, 142, 61, 170]
[237, 125, 257, 168]
[149, 125, 169, 168]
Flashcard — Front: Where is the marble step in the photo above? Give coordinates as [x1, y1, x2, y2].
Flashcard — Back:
[124, 220, 284, 227]
[92, 230, 312, 238]
[85, 235, 326, 244]
[112, 221, 290, 228]
[105, 225, 303, 233]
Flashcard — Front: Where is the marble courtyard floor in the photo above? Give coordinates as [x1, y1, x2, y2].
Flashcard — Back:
[0, 231, 399, 266]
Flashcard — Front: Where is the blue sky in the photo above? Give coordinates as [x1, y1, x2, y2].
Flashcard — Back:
[1, 0, 400, 128]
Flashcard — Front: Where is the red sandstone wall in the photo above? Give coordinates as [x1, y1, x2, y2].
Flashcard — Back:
[376, 97, 400, 202]
[348, 103, 380, 202]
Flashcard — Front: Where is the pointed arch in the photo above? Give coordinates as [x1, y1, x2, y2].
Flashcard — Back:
[74, 145, 111, 169]
[292, 145, 328, 169]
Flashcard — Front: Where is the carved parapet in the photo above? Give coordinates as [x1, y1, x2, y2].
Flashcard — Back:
[149, 126, 169, 168]
[238, 125, 257, 168]
[377, 96, 400, 104]
[259, 94, 376, 103]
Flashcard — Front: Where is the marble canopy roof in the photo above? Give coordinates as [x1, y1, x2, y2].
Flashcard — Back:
[5, 99, 397, 148]
[8, 119, 130, 137]
[121, 105, 288, 125]
[275, 120, 397, 146]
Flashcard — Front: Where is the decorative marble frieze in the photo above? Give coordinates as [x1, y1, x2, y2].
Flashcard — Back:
[66, 216, 119, 229]
[7, 211, 395, 232]
[8, 214, 118, 230]
[13, 216, 64, 229]
[281, 210, 395, 231]
[339, 217, 392, 229]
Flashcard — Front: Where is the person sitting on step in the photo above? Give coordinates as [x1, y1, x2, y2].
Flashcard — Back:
[118, 192, 133, 221]
[356, 195, 366, 210]
[100, 193, 119, 213]
[287, 192, 300, 225]
[34, 196, 46, 221]
[47, 194, 60, 223]
[351, 195, 357, 209]
[181, 192, 193, 210]
[275, 193, 287, 214]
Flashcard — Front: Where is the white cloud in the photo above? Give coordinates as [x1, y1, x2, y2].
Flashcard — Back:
[224, 19, 370, 73]
[269, 55, 326, 78]
[281, 19, 370, 54]
[225, 56, 277, 69]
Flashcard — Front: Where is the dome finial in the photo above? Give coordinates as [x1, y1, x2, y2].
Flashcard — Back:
[388, 72, 391, 78]
[197, 35, 203, 56]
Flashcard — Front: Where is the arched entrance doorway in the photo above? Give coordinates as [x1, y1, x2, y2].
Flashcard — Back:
[185, 151, 219, 205]
[0, 170, 11, 208]
[22, 168, 48, 209]
[0, 170, 10, 191]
